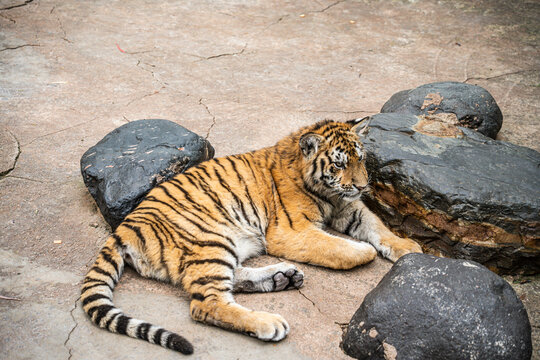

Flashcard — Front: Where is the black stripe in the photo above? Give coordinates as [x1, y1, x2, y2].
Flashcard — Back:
[182, 172, 203, 191]
[83, 276, 112, 287]
[134, 211, 177, 246]
[304, 182, 333, 206]
[135, 212, 193, 256]
[166, 333, 174, 349]
[344, 210, 359, 235]
[310, 155, 320, 180]
[100, 249, 120, 275]
[212, 164, 252, 224]
[115, 315, 130, 335]
[238, 154, 270, 220]
[351, 209, 363, 235]
[226, 157, 263, 231]
[121, 223, 146, 248]
[206, 285, 232, 293]
[81, 282, 111, 293]
[302, 213, 313, 222]
[105, 312, 121, 330]
[88, 304, 115, 325]
[192, 177, 239, 226]
[191, 293, 206, 301]
[319, 157, 327, 180]
[153, 328, 165, 345]
[137, 322, 152, 341]
[269, 165, 294, 229]
[292, 179, 325, 214]
[199, 165, 213, 180]
[82, 293, 110, 307]
[184, 258, 235, 270]
[159, 185, 225, 229]
[191, 275, 231, 287]
[192, 169, 239, 221]
[89, 266, 117, 284]
[111, 233, 123, 248]
[180, 174, 228, 226]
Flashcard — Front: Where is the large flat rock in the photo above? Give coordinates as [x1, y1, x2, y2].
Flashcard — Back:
[362, 113, 540, 274]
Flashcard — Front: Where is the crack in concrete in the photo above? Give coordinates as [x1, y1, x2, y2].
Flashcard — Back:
[23, 117, 100, 147]
[50, 6, 73, 44]
[309, 0, 347, 14]
[126, 89, 161, 107]
[2, 175, 53, 183]
[196, 44, 248, 62]
[298, 289, 324, 315]
[0, 0, 34, 11]
[64, 296, 80, 360]
[199, 98, 217, 140]
[134, 59, 169, 90]
[463, 69, 537, 83]
[261, 15, 289, 33]
[0, 44, 40, 52]
[0, 12, 16, 23]
[0, 130, 20, 178]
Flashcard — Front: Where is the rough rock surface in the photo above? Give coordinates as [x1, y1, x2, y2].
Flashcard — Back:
[80, 119, 214, 228]
[380, 82, 503, 139]
[341, 253, 532, 360]
[361, 113, 540, 274]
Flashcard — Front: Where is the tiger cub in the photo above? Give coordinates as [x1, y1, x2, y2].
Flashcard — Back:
[81, 118, 422, 354]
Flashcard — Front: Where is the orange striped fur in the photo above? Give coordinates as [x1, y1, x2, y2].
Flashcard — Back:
[81, 119, 422, 354]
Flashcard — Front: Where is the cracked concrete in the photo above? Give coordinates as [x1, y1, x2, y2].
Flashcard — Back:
[1, 0, 539, 359]
[0, 129, 20, 177]
[0, 0, 34, 11]
[199, 98, 217, 140]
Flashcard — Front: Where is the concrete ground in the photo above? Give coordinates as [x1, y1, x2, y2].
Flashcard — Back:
[1, 0, 539, 359]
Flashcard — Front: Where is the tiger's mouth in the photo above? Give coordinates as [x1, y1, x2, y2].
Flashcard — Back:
[339, 185, 370, 200]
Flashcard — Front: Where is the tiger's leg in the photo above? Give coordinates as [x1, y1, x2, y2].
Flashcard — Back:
[233, 263, 304, 293]
[183, 258, 289, 341]
[266, 220, 377, 270]
[331, 200, 422, 262]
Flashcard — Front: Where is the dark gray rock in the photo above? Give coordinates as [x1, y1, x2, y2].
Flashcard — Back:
[380, 81, 503, 138]
[341, 253, 532, 360]
[361, 113, 540, 274]
[81, 119, 214, 229]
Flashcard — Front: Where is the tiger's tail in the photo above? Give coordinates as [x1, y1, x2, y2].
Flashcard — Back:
[81, 235, 193, 354]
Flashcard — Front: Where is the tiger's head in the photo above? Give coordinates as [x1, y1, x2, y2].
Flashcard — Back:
[299, 118, 370, 201]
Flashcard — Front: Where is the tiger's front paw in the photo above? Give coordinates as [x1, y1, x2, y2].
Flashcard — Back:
[388, 238, 422, 262]
[273, 264, 304, 291]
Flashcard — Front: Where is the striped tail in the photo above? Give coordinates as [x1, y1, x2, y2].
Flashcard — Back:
[81, 235, 193, 354]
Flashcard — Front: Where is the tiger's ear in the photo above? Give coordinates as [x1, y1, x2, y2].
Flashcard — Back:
[299, 132, 323, 158]
[350, 116, 371, 136]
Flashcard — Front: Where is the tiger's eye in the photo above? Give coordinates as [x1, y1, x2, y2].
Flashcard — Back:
[333, 161, 345, 169]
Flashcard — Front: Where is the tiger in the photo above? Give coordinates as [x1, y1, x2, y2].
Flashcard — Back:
[81, 118, 422, 354]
